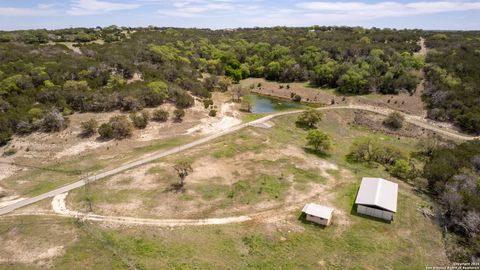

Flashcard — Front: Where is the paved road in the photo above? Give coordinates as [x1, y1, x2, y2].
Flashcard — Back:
[0, 105, 477, 216]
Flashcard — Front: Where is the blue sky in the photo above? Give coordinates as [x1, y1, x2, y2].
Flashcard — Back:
[0, 0, 479, 30]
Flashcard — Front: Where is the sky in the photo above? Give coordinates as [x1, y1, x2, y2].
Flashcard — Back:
[0, 0, 479, 30]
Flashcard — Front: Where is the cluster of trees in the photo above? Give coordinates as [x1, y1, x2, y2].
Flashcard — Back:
[295, 109, 323, 128]
[311, 49, 422, 94]
[306, 130, 331, 154]
[424, 32, 480, 133]
[295, 109, 332, 154]
[80, 108, 183, 140]
[0, 25, 129, 44]
[423, 140, 480, 260]
[0, 26, 427, 145]
[383, 112, 405, 129]
[348, 137, 418, 180]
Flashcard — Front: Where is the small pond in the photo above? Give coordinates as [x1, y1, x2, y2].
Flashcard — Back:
[248, 94, 303, 113]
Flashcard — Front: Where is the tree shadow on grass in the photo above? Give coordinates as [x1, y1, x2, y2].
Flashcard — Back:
[303, 147, 330, 159]
[297, 212, 327, 230]
[95, 136, 113, 143]
[295, 122, 317, 130]
[164, 182, 185, 193]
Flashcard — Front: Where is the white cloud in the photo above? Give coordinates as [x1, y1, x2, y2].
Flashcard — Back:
[68, 0, 140, 16]
[157, 0, 254, 18]
[297, 1, 480, 19]
[0, 4, 58, 16]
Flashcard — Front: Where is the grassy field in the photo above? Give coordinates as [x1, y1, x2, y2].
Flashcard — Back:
[2, 135, 197, 197]
[0, 109, 449, 269]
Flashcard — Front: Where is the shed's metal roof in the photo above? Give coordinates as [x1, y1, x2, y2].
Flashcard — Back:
[354, 177, 398, 212]
[302, 203, 334, 219]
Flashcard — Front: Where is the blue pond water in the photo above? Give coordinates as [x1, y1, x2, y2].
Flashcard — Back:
[249, 94, 303, 113]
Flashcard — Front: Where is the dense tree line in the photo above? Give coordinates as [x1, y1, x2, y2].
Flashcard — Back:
[0, 26, 425, 145]
[423, 140, 480, 260]
[424, 32, 480, 133]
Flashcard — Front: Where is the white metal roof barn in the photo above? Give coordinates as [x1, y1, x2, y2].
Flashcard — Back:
[355, 177, 398, 221]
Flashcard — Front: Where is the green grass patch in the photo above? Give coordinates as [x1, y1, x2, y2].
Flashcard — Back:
[285, 165, 326, 184]
[146, 166, 166, 175]
[195, 182, 229, 200]
[117, 177, 134, 185]
[211, 129, 267, 159]
[241, 113, 265, 122]
[132, 136, 192, 154]
[227, 174, 288, 204]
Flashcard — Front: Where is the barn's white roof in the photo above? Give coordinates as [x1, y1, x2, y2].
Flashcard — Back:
[302, 203, 334, 219]
[355, 177, 398, 212]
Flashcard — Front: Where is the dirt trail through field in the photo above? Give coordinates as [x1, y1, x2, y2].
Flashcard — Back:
[51, 193, 252, 226]
[415, 37, 427, 57]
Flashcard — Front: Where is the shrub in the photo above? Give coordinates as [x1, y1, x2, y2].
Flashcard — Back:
[2, 148, 16, 157]
[152, 109, 169, 122]
[295, 109, 322, 128]
[98, 123, 114, 139]
[41, 109, 67, 132]
[292, 94, 301, 102]
[348, 137, 377, 162]
[144, 81, 168, 106]
[80, 119, 98, 137]
[121, 96, 143, 112]
[0, 128, 12, 146]
[173, 91, 194, 108]
[306, 130, 331, 153]
[16, 121, 34, 134]
[209, 109, 217, 117]
[174, 109, 185, 122]
[203, 99, 213, 109]
[99, 115, 133, 139]
[141, 88, 167, 107]
[218, 77, 232, 92]
[130, 111, 149, 129]
[390, 159, 414, 180]
[383, 111, 405, 129]
[27, 108, 44, 120]
[372, 145, 405, 166]
[348, 137, 405, 166]
[110, 115, 133, 138]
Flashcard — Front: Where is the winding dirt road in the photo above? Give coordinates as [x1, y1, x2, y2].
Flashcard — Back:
[0, 104, 477, 217]
[51, 193, 251, 226]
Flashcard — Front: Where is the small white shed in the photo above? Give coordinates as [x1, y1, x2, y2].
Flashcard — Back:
[302, 203, 334, 226]
[355, 177, 398, 221]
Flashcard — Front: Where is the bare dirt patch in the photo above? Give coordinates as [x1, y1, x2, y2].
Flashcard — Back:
[66, 136, 343, 225]
[279, 145, 338, 177]
[0, 216, 77, 267]
[186, 99, 241, 135]
[126, 72, 143, 84]
[0, 159, 20, 182]
[352, 110, 440, 139]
